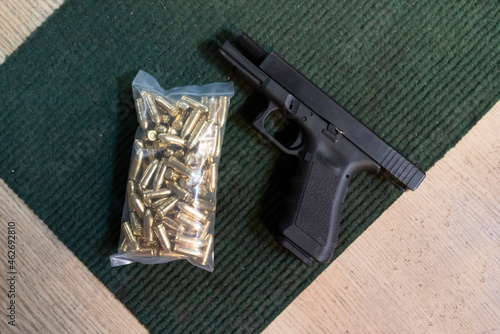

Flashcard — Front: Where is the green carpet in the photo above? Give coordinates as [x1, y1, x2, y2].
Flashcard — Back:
[1, 1, 499, 332]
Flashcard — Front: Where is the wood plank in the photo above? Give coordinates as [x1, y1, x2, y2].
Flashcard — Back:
[265, 102, 500, 333]
[0, 180, 148, 333]
[0, 0, 63, 64]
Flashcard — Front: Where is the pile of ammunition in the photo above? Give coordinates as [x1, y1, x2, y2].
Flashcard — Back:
[119, 92, 229, 267]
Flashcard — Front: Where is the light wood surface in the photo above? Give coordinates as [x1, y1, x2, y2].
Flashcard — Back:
[0, 180, 148, 334]
[0, 0, 63, 63]
[0, 2, 499, 333]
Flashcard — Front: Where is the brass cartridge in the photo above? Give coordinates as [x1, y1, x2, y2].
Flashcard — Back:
[139, 159, 159, 189]
[176, 100, 190, 112]
[157, 196, 179, 218]
[143, 209, 155, 243]
[214, 125, 223, 158]
[128, 248, 156, 257]
[166, 156, 192, 176]
[143, 92, 161, 124]
[181, 96, 208, 113]
[171, 114, 184, 131]
[135, 97, 150, 130]
[146, 130, 157, 141]
[129, 211, 143, 236]
[208, 96, 217, 123]
[164, 167, 180, 181]
[154, 223, 172, 251]
[129, 193, 145, 218]
[201, 234, 213, 265]
[155, 124, 168, 134]
[181, 107, 204, 139]
[157, 250, 188, 259]
[175, 234, 206, 248]
[207, 162, 217, 193]
[153, 159, 168, 190]
[187, 120, 209, 149]
[177, 202, 207, 221]
[155, 95, 179, 116]
[162, 216, 186, 234]
[143, 188, 171, 206]
[173, 244, 204, 258]
[166, 182, 192, 201]
[122, 221, 138, 250]
[175, 212, 204, 232]
[192, 198, 216, 212]
[157, 133, 186, 147]
[217, 96, 228, 126]
[129, 149, 145, 181]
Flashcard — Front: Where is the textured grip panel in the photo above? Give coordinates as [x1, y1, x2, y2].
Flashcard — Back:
[295, 162, 340, 246]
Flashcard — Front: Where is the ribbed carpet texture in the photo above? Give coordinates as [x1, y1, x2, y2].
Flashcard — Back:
[0, 1, 499, 333]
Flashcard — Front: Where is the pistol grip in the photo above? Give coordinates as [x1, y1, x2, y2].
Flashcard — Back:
[278, 158, 349, 265]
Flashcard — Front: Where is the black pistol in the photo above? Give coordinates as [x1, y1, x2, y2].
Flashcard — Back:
[219, 31, 426, 266]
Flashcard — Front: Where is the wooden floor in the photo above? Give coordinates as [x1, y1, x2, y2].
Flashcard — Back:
[0, 1, 499, 333]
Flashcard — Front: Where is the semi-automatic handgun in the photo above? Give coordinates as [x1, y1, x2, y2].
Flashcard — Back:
[219, 31, 426, 266]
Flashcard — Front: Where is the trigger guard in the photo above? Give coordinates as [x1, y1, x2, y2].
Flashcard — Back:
[253, 102, 301, 156]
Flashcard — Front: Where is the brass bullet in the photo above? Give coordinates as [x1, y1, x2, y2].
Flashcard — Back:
[122, 221, 139, 250]
[187, 120, 209, 149]
[127, 180, 136, 211]
[157, 196, 179, 218]
[177, 201, 207, 221]
[154, 223, 172, 251]
[177, 175, 202, 189]
[175, 234, 206, 248]
[208, 96, 217, 123]
[143, 92, 162, 124]
[119, 236, 129, 252]
[135, 97, 150, 130]
[217, 96, 228, 126]
[155, 124, 168, 134]
[201, 234, 213, 265]
[171, 114, 184, 131]
[130, 211, 143, 236]
[130, 192, 145, 218]
[181, 107, 203, 139]
[214, 124, 223, 158]
[162, 216, 186, 234]
[167, 127, 179, 136]
[164, 167, 180, 181]
[166, 156, 193, 176]
[192, 198, 216, 212]
[207, 162, 217, 193]
[161, 114, 170, 124]
[155, 95, 177, 115]
[129, 248, 157, 257]
[166, 181, 192, 202]
[143, 188, 172, 205]
[157, 133, 186, 147]
[139, 159, 159, 189]
[181, 96, 208, 113]
[199, 220, 211, 240]
[175, 212, 204, 232]
[151, 197, 169, 209]
[173, 244, 204, 258]
[129, 148, 145, 181]
[176, 100, 190, 112]
[157, 250, 188, 259]
[143, 209, 155, 243]
[153, 159, 168, 190]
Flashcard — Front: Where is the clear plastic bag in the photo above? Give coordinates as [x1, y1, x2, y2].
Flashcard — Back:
[110, 70, 234, 272]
